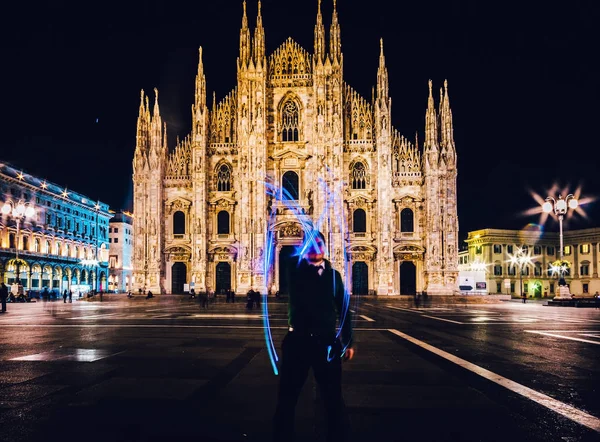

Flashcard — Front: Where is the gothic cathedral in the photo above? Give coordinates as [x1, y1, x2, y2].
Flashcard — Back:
[132, 0, 459, 296]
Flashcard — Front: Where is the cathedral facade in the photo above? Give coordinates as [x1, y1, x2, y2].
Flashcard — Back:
[132, 0, 459, 296]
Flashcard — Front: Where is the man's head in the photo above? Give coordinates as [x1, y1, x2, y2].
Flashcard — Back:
[306, 231, 326, 263]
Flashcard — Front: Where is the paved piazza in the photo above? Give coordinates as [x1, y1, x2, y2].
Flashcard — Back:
[0, 296, 599, 442]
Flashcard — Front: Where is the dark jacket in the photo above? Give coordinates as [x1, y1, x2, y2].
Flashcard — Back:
[0, 284, 8, 299]
[288, 258, 352, 347]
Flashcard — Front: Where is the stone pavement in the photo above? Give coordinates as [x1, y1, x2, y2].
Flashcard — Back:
[0, 297, 598, 442]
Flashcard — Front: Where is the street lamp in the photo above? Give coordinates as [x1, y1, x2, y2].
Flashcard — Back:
[509, 247, 531, 299]
[2, 200, 36, 289]
[543, 194, 577, 299]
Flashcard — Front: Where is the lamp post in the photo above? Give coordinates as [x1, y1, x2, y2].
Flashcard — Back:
[94, 202, 100, 292]
[542, 194, 578, 299]
[2, 200, 36, 289]
[509, 247, 531, 299]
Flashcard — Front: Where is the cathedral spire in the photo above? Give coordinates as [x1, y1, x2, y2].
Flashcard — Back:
[153, 87, 160, 119]
[239, 0, 251, 67]
[314, 0, 326, 64]
[195, 47, 206, 109]
[441, 79, 456, 151]
[376, 38, 389, 102]
[135, 89, 148, 158]
[329, 0, 342, 63]
[253, 1, 265, 63]
[424, 80, 439, 154]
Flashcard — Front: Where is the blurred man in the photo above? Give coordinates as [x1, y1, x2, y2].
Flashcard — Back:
[273, 230, 354, 442]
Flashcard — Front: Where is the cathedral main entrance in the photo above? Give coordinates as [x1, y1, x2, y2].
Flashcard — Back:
[216, 262, 231, 294]
[352, 262, 368, 295]
[171, 262, 187, 294]
[399, 261, 416, 295]
[278, 246, 297, 296]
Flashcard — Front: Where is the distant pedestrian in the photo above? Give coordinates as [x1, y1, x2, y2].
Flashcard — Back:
[0, 282, 8, 313]
[146, 290, 154, 299]
[522, 292, 527, 304]
[200, 291, 209, 309]
[246, 289, 254, 310]
[594, 291, 599, 309]
[63, 289, 68, 303]
[99, 290, 103, 302]
[230, 289, 235, 303]
[68, 290, 73, 303]
[189, 288, 196, 299]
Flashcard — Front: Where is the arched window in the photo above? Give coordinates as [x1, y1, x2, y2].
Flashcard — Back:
[400, 208, 414, 233]
[351, 163, 366, 189]
[45, 240, 51, 254]
[217, 164, 231, 192]
[56, 243, 61, 256]
[353, 209, 366, 233]
[534, 262, 542, 276]
[34, 238, 40, 253]
[281, 100, 299, 142]
[282, 171, 299, 200]
[493, 263, 503, 276]
[217, 211, 230, 235]
[22, 236, 29, 251]
[173, 211, 185, 235]
[9, 233, 15, 249]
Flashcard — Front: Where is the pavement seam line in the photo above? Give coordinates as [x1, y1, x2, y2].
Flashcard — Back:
[387, 328, 600, 433]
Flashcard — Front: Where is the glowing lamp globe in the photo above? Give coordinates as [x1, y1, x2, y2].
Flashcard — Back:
[568, 198, 578, 209]
[25, 206, 35, 218]
[556, 199, 566, 212]
[542, 201, 552, 213]
[1, 203, 11, 215]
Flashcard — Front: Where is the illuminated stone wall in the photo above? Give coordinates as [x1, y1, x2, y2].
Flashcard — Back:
[132, 2, 459, 295]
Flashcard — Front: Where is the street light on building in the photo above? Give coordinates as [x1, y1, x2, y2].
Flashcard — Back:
[509, 247, 531, 299]
[1, 200, 36, 289]
[542, 193, 578, 299]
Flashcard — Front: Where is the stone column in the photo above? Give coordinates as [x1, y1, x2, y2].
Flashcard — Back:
[592, 242, 598, 278]
[573, 244, 579, 278]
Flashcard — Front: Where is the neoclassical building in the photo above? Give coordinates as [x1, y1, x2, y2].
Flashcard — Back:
[460, 227, 600, 297]
[132, 1, 459, 296]
[0, 161, 111, 294]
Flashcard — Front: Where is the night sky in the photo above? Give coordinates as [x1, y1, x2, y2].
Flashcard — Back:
[3, 0, 599, 244]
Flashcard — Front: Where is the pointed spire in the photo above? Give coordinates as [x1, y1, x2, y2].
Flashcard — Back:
[329, 0, 342, 62]
[314, 0, 326, 64]
[424, 80, 439, 154]
[136, 89, 148, 155]
[195, 47, 206, 109]
[253, 1, 265, 63]
[441, 79, 455, 151]
[239, 0, 251, 67]
[376, 38, 389, 101]
[153, 87, 160, 118]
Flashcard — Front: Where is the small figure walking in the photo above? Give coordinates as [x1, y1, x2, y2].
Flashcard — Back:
[68, 290, 73, 303]
[594, 291, 599, 309]
[200, 291, 209, 309]
[522, 292, 527, 303]
[189, 288, 196, 299]
[63, 289, 68, 303]
[0, 282, 8, 313]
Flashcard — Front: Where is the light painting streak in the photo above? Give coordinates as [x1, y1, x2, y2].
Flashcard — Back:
[260, 170, 358, 374]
